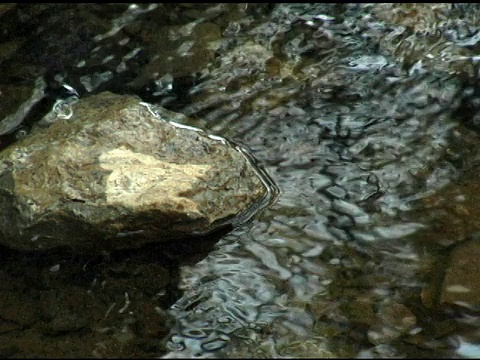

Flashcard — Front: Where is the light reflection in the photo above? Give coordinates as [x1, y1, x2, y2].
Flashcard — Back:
[457, 338, 480, 358]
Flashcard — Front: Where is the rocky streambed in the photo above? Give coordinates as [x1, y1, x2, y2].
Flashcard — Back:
[1, 3, 480, 358]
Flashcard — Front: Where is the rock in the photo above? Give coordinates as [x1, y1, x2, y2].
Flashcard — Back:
[403, 156, 480, 248]
[126, 21, 221, 90]
[0, 5, 117, 79]
[0, 4, 15, 17]
[378, 302, 416, 333]
[439, 238, 480, 309]
[0, 291, 37, 328]
[367, 301, 417, 346]
[0, 91, 277, 252]
[421, 237, 480, 311]
[0, 77, 46, 136]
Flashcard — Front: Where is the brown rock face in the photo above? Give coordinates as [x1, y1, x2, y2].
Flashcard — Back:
[439, 238, 480, 309]
[0, 91, 277, 252]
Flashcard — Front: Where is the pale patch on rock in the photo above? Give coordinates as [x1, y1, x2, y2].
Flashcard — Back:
[100, 147, 210, 216]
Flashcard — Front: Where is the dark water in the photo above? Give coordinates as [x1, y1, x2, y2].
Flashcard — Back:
[2, 3, 480, 358]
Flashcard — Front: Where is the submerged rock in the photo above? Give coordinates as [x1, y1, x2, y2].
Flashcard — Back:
[0, 77, 46, 136]
[439, 238, 480, 309]
[0, 91, 277, 252]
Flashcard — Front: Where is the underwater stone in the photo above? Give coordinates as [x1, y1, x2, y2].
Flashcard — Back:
[439, 238, 480, 309]
[0, 91, 277, 252]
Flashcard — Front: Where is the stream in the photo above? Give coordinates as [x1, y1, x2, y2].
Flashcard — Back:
[1, 3, 480, 358]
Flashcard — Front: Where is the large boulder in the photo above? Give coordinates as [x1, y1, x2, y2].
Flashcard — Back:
[0, 91, 277, 252]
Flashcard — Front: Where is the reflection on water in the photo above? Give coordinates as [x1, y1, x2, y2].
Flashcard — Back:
[165, 227, 326, 358]
[157, 3, 480, 358]
[457, 338, 480, 358]
[2, 2, 480, 358]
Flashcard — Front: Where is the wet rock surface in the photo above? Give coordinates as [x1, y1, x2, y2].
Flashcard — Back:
[2, 2, 480, 358]
[0, 77, 46, 137]
[0, 91, 273, 252]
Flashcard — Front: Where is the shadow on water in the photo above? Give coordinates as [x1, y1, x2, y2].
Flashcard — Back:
[0, 225, 230, 358]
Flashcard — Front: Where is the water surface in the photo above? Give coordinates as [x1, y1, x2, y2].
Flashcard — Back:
[2, 3, 480, 358]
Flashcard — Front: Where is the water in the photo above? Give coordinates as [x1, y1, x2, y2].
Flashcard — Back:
[2, 3, 480, 358]
[157, 4, 480, 358]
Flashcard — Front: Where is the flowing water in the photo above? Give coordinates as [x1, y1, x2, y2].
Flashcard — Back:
[2, 3, 480, 358]
[156, 4, 480, 358]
